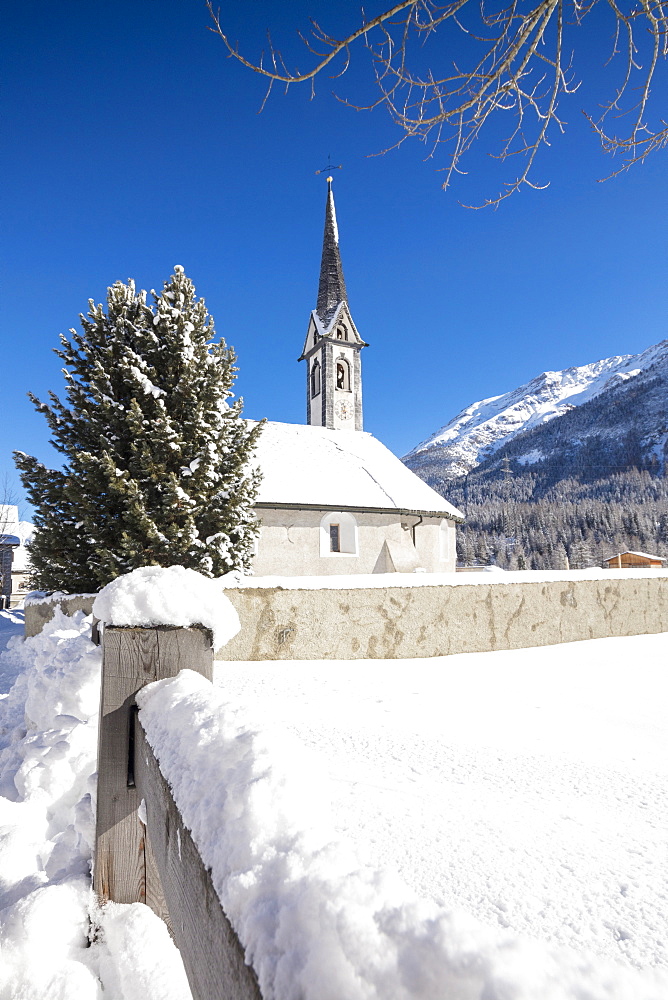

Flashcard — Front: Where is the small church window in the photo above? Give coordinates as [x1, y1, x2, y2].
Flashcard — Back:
[320, 511, 358, 556]
[329, 524, 340, 552]
[311, 359, 321, 397]
[336, 359, 350, 390]
[336, 324, 348, 341]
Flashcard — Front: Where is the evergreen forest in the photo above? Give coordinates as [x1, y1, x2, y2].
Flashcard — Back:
[446, 469, 668, 569]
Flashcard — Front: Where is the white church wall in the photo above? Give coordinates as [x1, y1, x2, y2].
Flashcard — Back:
[251, 508, 457, 576]
[438, 518, 456, 566]
[412, 517, 456, 573]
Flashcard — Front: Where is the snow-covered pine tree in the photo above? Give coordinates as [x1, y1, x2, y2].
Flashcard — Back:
[15, 267, 263, 592]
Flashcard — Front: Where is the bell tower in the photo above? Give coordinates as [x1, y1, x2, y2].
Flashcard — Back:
[299, 178, 367, 431]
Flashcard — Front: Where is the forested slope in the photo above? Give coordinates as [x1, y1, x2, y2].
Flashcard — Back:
[447, 471, 668, 569]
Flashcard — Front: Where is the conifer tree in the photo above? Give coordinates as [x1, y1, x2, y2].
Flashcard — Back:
[15, 267, 263, 593]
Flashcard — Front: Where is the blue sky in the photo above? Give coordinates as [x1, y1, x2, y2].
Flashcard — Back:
[4, 0, 668, 515]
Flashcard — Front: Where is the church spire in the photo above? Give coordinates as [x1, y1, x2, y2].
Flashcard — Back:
[316, 178, 348, 325]
[300, 177, 367, 432]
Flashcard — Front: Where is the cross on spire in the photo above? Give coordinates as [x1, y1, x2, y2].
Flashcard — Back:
[315, 157, 342, 187]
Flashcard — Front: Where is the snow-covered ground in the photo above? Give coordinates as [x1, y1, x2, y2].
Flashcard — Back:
[213, 638, 668, 980]
[1, 605, 667, 999]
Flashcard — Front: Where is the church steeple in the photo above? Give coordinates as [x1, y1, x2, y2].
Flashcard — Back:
[299, 179, 367, 431]
[316, 179, 348, 325]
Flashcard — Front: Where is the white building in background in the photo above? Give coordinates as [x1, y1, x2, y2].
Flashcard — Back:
[250, 422, 462, 575]
[0, 505, 33, 607]
[249, 180, 463, 576]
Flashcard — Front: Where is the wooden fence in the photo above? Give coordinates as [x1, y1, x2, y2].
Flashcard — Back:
[93, 624, 262, 1000]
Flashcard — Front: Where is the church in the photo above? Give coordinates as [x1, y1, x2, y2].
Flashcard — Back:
[248, 177, 463, 576]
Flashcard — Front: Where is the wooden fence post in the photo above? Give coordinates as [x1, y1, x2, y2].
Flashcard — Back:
[93, 624, 213, 914]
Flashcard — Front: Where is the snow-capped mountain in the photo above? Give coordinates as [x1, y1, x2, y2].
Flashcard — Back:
[404, 340, 668, 483]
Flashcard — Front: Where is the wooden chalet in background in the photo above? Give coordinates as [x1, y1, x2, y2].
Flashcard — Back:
[605, 551, 666, 569]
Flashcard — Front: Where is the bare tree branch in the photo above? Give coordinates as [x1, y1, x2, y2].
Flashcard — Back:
[207, 0, 668, 205]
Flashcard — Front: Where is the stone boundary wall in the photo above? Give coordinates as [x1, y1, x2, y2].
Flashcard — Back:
[24, 574, 668, 659]
[25, 594, 96, 637]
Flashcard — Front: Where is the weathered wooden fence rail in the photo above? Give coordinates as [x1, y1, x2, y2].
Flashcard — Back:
[94, 625, 261, 1000]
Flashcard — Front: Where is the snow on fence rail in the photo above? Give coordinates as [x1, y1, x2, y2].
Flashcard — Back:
[94, 622, 261, 1000]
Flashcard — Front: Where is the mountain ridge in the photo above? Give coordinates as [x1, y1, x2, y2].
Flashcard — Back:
[403, 339, 668, 489]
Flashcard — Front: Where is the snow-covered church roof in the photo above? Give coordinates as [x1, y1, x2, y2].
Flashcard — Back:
[251, 422, 464, 520]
